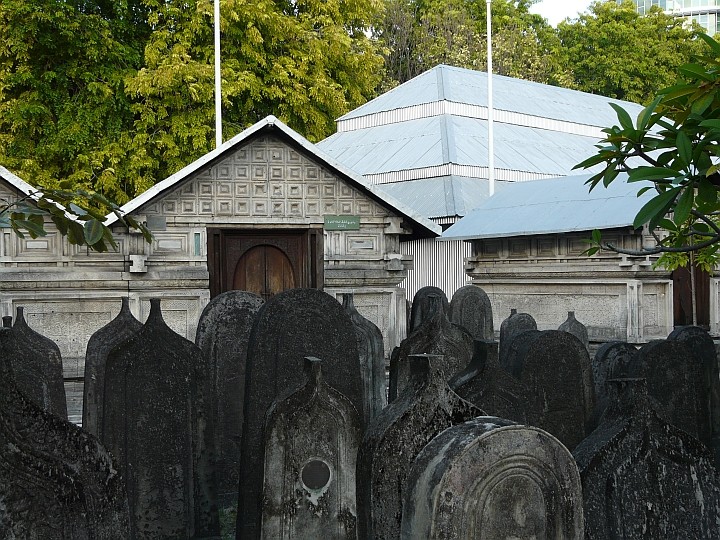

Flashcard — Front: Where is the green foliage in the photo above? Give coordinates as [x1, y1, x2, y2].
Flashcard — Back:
[576, 33, 720, 269]
[557, 1, 707, 104]
[0, 186, 152, 252]
[0, 0, 383, 202]
[377, 0, 568, 88]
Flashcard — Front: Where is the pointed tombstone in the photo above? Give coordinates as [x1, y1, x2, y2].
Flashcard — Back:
[409, 286, 449, 332]
[261, 357, 361, 539]
[558, 310, 589, 351]
[668, 325, 720, 466]
[389, 295, 473, 401]
[450, 339, 531, 423]
[627, 338, 711, 447]
[7, 306, 67, 419]
[195, 290, 264, 505]
[103, 298, 219, 539]
[498, 308, 537, 369]
[504, 329, 595, 450]
[575, 378, 720, 539]
[0, 331, 130, 538]
[237, 288, 362, 539]
[357, 354, 483, 540]
[449, 284, 494, 340]
[342, 293, 386, 421]
[589, 342, 638, 429]
[82, 297, 143, 437]
[401, 418, 584, 540]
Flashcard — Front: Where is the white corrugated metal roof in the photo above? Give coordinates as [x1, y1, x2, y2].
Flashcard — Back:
[439, 174, 655, 240]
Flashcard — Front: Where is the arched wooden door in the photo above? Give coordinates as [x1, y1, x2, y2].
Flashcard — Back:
[207, 228, 323, 299]
[233, 245, 296, 301]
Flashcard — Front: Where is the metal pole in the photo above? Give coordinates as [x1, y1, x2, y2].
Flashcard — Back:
[486, 0, 495, 196]
[214, 0, 222, 148]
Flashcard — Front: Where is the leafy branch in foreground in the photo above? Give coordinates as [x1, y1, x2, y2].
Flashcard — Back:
[0, 186, 152, 252]
[576, 33, 720, 271]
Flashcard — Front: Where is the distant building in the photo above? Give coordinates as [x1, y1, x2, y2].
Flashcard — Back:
[632, 0, 720, 35]
[318, 65, 644, 299]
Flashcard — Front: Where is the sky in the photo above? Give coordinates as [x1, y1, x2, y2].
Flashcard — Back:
[528, 0, 595, 26]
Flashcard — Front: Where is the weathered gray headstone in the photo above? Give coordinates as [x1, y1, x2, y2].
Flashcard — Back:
[627, 338, 711, 447]
[343, 293, 386, 421]
[498, 308, 537, 369]
[590, 341, 638, 429]
[195, 290, 264, 505]
[575, 378, 720, 539]
[504, 329, 594, 450]
[237, 288, 362, 539]
[668, 325, 720, 466]
[103, 298, 219, 539]
[262, 357, 361, 539]
[409, 286, 449, 332]
[389, 295, 473, 401]
[558, 310, 589, 350]
[83, 297, 142, 437]
[449, 284, 494, 340]
[7, 306, 67, 419]
[0, 331, 130, 539]
[402, 418, 584, 539]
[450, 339, 530, 423]
[357, 354, 483, 540]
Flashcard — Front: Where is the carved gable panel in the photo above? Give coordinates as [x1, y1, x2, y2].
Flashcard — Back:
[143, 136, 391, 223]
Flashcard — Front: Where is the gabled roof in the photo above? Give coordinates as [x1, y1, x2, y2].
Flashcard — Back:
[440, 174, 654, 241]
[0, 165, 79, 222]
[105, 116, 440, 238]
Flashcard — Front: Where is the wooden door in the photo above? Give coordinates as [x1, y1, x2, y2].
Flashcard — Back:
[207, 229, 323, 299]
[673, 265, 710, 328]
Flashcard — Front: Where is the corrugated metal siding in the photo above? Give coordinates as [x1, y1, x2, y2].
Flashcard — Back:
[400, 238, 472, 301]
[401, 216, 472, 300]
[338, 100, 605, 138]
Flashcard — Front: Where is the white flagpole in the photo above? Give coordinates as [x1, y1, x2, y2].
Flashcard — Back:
[214, 0, 222, 148]
[486, 0, 495, 196]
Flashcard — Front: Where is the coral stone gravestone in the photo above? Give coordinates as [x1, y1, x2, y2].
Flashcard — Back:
[103, 298, 219, 539]
[343, 293, 386, 421]
[449, 284, 494, 340]
[498, 308, 536, 368]
[195, 290, 264, 504]
[401, 418, 584, 539]
[357, 354, 483, 540]
[7, 306, 67, 419]
[575, 378, 720, 539]
[450, 339, 530, 423]
[83, 297, 143, 437]
[668, 325, 720, 465]
[590, 342, 638, 428]
[408, 286, 449, 332]
[628, 338, 711, 446]
[504, 329, 594, 450]
[0, 331, 130, 539]
[261, 357, 361, 540]
[389, 295, 473, 401]
[237, 288, 362, 540]
[558, 310, 589, 351]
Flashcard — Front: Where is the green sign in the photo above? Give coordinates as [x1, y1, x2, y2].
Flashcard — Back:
[324, 215, 360, 230]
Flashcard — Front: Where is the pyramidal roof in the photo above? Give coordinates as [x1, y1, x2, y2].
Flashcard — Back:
[318, 65, 645, 220]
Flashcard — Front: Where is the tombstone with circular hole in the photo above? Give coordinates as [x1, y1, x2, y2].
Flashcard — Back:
[261, 357, 361, 539]
[401, 418, 584, 539]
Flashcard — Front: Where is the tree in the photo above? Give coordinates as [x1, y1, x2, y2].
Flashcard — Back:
[576, 33, 720, 271]
[0, 0, 384, 203]
[556, 1, 706, 104]
[377, 0, 568, 89]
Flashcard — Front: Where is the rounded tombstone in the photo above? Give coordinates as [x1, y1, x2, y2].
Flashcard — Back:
[401, 418, 584, 539]
[409, 286, 449, 332]
[449, 285, 494, 340]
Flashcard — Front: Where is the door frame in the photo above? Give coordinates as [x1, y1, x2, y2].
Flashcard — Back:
[207, 227, 324, 298]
